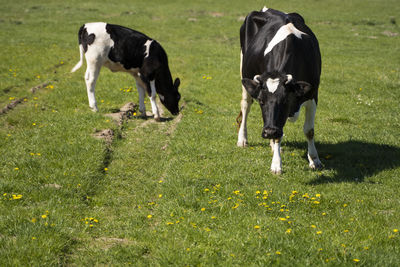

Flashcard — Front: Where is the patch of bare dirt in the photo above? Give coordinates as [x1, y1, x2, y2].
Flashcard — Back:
[0, 97, 27, 115]
[92, 129, 114, 145]
[382, 30, 398, 37]
[104, 102, 138, 126]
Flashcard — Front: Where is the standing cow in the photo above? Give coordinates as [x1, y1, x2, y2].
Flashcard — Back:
[237, 7, 322, 174]
[71, 23, 181, 120]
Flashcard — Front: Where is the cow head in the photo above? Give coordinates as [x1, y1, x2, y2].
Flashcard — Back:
[242, 72, 312, 139]
[159, 78, 181, 115]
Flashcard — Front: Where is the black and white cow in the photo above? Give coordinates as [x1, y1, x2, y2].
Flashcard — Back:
[71, 23, 181, 120]
[237, 7, 322, 174]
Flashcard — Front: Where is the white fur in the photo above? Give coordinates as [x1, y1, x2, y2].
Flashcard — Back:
[266, 78, 280, 93]
[237, 50, 253, 147]
[302, 99, 322, 169]
[144, 40, 153, 58]
[264, 23, 307, 56]
[70, 22, 161, 118]
[286, 74, 293, 84]
[270, 139, 282, 174]
[149, 80, 160, 120]
[262, 6, 268, 12]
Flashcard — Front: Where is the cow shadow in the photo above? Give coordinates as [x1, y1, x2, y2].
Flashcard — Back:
[283, 140, 400, 185]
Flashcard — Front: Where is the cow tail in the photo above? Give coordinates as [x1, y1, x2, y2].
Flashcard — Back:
[71, 25, 86, 73]
[71, 44, 84, 73]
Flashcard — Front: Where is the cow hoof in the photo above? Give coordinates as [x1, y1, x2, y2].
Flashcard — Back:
[309, 159, 323, 170]
[237, 140, 248, 147]
[154, 117, 161, 122]
[91, 107, 99, 112]
[271, 168, 282, 175]
[271, 163, 282, 175]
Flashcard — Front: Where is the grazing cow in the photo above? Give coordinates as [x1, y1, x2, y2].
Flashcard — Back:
[71, 22, 181, 120]
[237, 7, 322, 174]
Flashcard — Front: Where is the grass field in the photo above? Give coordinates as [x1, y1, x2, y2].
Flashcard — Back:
[1, 0, 400, 265]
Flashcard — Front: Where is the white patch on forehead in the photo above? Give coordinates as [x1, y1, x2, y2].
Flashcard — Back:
[264, 23, 307, 56]
[262, 6, 268, 12]
[144, 40, 153, 58]
[266, 78, 280, 93]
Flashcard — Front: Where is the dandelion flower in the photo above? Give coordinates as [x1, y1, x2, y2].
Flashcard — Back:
[254, 225, 260, 229]
[41, 215, 47, 219]
[286, 229, 292, 234]
[394, 229, 399, 233]
[275, 251, 281, 255]
[316, 231, 322, 235]
[147, 215, 152, 219]
[353, 259, 360, 262]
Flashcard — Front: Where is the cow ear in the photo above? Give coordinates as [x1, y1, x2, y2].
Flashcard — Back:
[242, 78, 261, 99]
[174, 78, 180, 89]
[294, 81, 312, 97]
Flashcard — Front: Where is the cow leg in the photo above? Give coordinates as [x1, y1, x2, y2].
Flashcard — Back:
[237, 49, 253, 147]
[149, 80, 161, 121]
[84, 61, 102, 112]
[237, 88, 253, 147]
[134, 76, 147, 117]
[270, 138, 282, 174]
[303, 99, 322, 169]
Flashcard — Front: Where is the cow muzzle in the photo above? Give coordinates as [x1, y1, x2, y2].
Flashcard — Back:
[262, 127, 283, 139]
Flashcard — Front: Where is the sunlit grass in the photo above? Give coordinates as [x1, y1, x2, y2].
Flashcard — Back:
[1, 0, 399, 265]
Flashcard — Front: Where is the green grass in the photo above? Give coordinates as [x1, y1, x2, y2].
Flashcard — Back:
[1, 0, 399, 265]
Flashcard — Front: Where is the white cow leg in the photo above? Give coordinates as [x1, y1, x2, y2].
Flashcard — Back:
[135, 80, 146, 117]
[303, 99, 322, 169]
[149, 80, 161, 121]
[270, 138, 282, 174]
[84, 61, 101, 112]
[237, 88, 253, 147]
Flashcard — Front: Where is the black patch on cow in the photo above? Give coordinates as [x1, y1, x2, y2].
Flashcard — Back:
[78, 25, 95, 53]
[106, 24, 150, 70]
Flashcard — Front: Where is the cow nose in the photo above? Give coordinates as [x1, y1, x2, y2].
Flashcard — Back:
[262, 127, 283, 139]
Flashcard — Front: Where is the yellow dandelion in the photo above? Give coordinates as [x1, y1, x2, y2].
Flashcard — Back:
[201, 208, 205, 211]
[316, 231, 322, 235]
[204, 227, 211, 232]
[279, 218, 287, 221]
[353, 259, 360, 262]
[186, 248, 190, 251]
[394, 229, 399, 233]
[31, 218, 37, 223]
[32, 237, 36, 240]
[211, 216, 216, 219]
[158, 180, 163, 183]
[158, 194, 163, 198]
[286, 229, 292, 234]
[322, 212, 327, 216]
[276, 251, 281, 255]
[256, 190, 261, 194]
[41, 215, 47, 219]
[313, 201, 320, 204]
[232, 203, 239, 209]
[147, 215, 152, 219]
[315, 194, 321, 197]
[254, 225, 260, 229]
[166, 222, 174, 225]
[344, 229, 349, 233]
